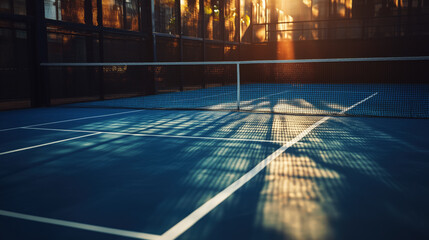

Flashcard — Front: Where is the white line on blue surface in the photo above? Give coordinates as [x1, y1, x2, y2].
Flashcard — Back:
[159, 92, 379, 240]
[0, 210, 160, 240]
[22, 127, 287, 144]
[340, 92, 378, 113]
[169, 92, 234, 102]
[242, 89, 291, 101]
[0, 133, 101, 155]
[0, 109, 144, 132]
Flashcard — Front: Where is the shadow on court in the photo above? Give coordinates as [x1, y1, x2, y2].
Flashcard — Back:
[0, 108, 428, 240]
[180, 116, 429, 240]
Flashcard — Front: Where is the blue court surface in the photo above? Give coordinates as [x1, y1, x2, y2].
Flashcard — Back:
[0, 107, 428, 240]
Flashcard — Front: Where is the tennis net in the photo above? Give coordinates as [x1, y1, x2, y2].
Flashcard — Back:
[41, 56, 429, 118]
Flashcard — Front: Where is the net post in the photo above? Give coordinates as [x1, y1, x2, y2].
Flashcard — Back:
[236, 63, 240, 111]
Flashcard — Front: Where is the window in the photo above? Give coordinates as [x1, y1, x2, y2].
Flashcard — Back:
[102, 0, 124, 28]
[225, 0, 237, 42]
[181, 0, 202, 37]
[125, 0, 140, 31]
[0, 0, 26, 15]
[155, 0, 177, 34]
[44, 0, 139, 31]
[44, 0, 98, 24]
[205, 0, 221, 40]
[103, 0, 140, 30]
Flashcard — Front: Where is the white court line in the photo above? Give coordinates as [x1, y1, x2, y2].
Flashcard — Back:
[242, 89, 291, 102]
[290, 90, 376, 94]
[22, 127, 287, 144]
[171, 87, 293, 103]
[0, 210, 160, 240]
[170, 92, 234, 102]
[340, 92, 378, 113]
[0, 133, 101, 156]
[159, 92, 379, 240]
[0, 109, 144, 132]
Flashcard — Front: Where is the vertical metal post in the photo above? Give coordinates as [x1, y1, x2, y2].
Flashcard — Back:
[200, 0, 206, 87]
[123, 0, 127, 29]
[151, 0, 157, 62]
[236, 63, 240, 111]
[176, 0, 183, 91]
[32, 0, 49, 107]
[150, 0, 158, 94]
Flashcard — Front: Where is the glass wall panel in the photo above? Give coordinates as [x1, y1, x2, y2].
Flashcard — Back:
[44, 0, 86, 23]
[240, 0, 252, 42]
[0, 0, 27, 15]
[329, 0, 352, 18]
[125, 0, 140, 31]
[181, 0, 202, 37]
[102, 0, 124, 28]
[155, 0, 177, 34]
[92, 0, 98, 25]
[0, 20, 31, 109]
[204, 0, 221, 39]
[101, 0, 140, 30]
[225, 0, 237, 41]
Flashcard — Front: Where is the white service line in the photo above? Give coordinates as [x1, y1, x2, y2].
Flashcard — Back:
[170, 92, 234, 102]
[0, 109, 144, 132]
[167, 87, 292, 103]
[22, 127, 287, 144]
[0, 133, 101, 156]
[0, 210, 160, 240]
[159, 92, 379, 240]
[242, 89, 291, 102]
[291, 90, 376, 94]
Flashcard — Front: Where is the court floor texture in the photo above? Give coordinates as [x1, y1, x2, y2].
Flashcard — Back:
[0, 107, 428, 240]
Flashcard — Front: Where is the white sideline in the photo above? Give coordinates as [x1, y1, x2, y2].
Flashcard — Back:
[0, 210, 160, 240]
[0, 133, 101, 156]
[0, 109, 144, 132]
[159, 92, 379, 240]
[22, 127, 287, 144]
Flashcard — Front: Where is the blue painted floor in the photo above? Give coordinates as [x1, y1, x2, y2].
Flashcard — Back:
[0, 107, 428, 240]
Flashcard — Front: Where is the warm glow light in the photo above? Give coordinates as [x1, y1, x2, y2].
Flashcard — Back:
[254, 25, 266, 41]
[302, 0, 312, 8]
[312, 6, 319, 17]
[346, 0, 353, 9]
[339, 8, 346, 17]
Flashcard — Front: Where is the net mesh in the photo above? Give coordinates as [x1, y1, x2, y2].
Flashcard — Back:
[43, 57, 429, 118]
